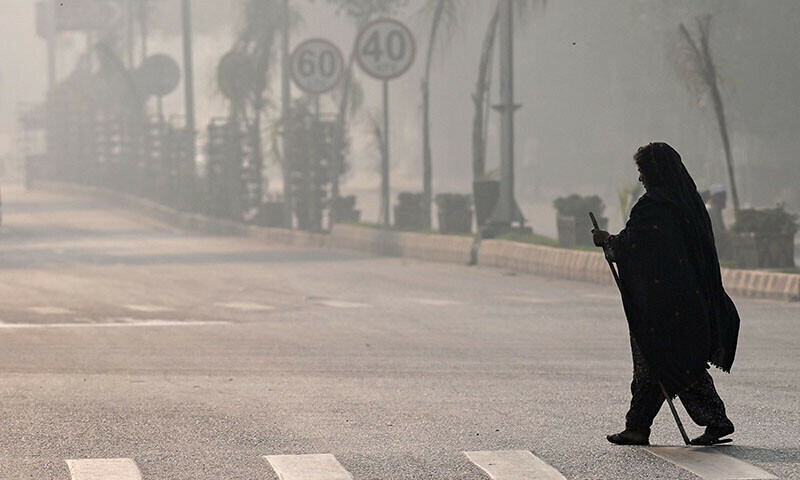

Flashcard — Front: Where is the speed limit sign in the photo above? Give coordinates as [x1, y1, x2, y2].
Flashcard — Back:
[355, 18, 416, 80]
[290, 38, 344, 94]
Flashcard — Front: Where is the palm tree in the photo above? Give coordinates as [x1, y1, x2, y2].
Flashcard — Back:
[414, 1, 544, 231]
[471, 3, 499, 181]
[416, 0, 462, 228]
[471, 1, 545, 181]
[677, 15, 741, 219]
[212, 0, 288, 219]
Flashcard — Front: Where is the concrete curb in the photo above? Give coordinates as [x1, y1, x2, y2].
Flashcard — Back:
[39, 181, 799, 302]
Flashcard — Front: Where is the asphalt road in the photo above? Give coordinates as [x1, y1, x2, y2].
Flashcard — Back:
[0, 186, 798, 479]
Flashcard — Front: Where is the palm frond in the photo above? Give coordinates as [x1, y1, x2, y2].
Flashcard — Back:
[412, 0, 466, 56]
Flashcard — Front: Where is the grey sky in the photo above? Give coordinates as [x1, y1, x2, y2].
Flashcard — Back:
[2, 0, 799, 228]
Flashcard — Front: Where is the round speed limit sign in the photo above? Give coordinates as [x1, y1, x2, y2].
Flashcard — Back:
[290, 38, 344, 94]
[356, 18, 416, 80]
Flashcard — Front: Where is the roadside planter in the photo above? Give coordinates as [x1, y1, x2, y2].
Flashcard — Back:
[394, 192, 426, 231]
[731, 206, 798, 269]
[436, 193, 473, 234]
[554, 194, 608, 248]
[331, 195, 361, 224]
[253, 201, 285, 227]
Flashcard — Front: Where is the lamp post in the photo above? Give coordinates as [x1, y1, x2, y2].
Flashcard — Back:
[181, 0, 196, 164]
[488, 0, 525, 232]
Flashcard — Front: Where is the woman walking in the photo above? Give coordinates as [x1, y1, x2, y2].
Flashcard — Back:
[592, 143, 740, 446]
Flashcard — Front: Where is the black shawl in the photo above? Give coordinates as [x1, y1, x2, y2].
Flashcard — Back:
[606, 143, 740, 395]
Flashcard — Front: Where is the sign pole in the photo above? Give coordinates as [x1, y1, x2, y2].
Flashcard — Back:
[289, 37, 345, 231]
[354, 18, 415, 228]
[381, 80, 390, 227]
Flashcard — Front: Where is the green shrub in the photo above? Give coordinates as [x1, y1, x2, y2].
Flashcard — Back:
[731, 206, 798, 235]
[435, 193, 472, 211]
[553, 194, 605, 219]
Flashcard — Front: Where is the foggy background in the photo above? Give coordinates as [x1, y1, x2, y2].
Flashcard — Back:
[2, 0, 799, 235]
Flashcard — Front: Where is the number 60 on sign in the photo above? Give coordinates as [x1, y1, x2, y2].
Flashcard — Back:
[290, 38, 344, 94]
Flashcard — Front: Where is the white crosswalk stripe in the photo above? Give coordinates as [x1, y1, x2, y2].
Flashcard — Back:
[27, 306, 73, 315]
[644, 446, 777, 480]
[0, 319, 229, 329]
[66, 458, 142, 480]
[464, 450, 567, 480]
[264, 454, 353, 480]
[215, 301, 275, 311]
[316, 300, 369, 308]
[499, 296, 563, 304]
[124, 304, 175, 313]
[582, 293, 619, 301]
[410, 298, 462, 306]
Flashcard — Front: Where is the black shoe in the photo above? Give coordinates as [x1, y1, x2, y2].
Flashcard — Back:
[690, 425, 734, 445]
[607, 429, 650, 446]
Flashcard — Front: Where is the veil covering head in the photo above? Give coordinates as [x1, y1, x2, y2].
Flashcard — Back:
[633, 142, 717, 263]
[609, 142, 740, 394]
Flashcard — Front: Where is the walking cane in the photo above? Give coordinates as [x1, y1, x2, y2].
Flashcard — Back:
[590, 212, 691, 446]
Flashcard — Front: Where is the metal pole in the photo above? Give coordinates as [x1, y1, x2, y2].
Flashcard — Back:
[281, 0, 293, 228]
[381, 80, 390, 228]
[46, 0, 56, 90]
[127, 0, 134, 68]
[181, 0, 196, 164]
[489, 0, 519, 230]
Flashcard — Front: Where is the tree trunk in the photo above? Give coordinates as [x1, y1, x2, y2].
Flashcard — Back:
[471, 3, 500, 180]
[697, 17, 740, 218]
[330, 34, 359, 223]
[679, 18, 741, 219]
[421, 0, 446, 230]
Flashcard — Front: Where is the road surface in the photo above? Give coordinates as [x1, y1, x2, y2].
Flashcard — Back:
[0, 186, 797, 479]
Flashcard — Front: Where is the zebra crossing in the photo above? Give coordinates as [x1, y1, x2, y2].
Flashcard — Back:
[60, 447, 776, 479]
[66, 458, 143, 480]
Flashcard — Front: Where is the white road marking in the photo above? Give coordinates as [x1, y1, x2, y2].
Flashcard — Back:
[215, 301, 275, 312]
[499, 296, 563, 304]
[0, 319, 229, 329]
[66, 458, 142, 480]
[644, 446, 777, 479]
[317, 300, 369, 309]
[464, 450, 567, 480]
[27, 306, 73, 315]
[583, 293, 619, 301]
[124, 304, 175, 313]
[264, 453, 353, 480]
[411, 298, 461, 306]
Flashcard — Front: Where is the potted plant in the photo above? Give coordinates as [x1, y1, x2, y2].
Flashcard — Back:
[436, 193, 473, 234]
[253, 201, 285, 227]
[331, 195, 361, 224]
[553, 194, 608, 247]
[731, 206, 797, 269]
[394, 192, 426, 231]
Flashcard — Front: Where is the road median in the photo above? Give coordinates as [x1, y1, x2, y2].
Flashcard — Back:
[38, 181, 799, 302]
